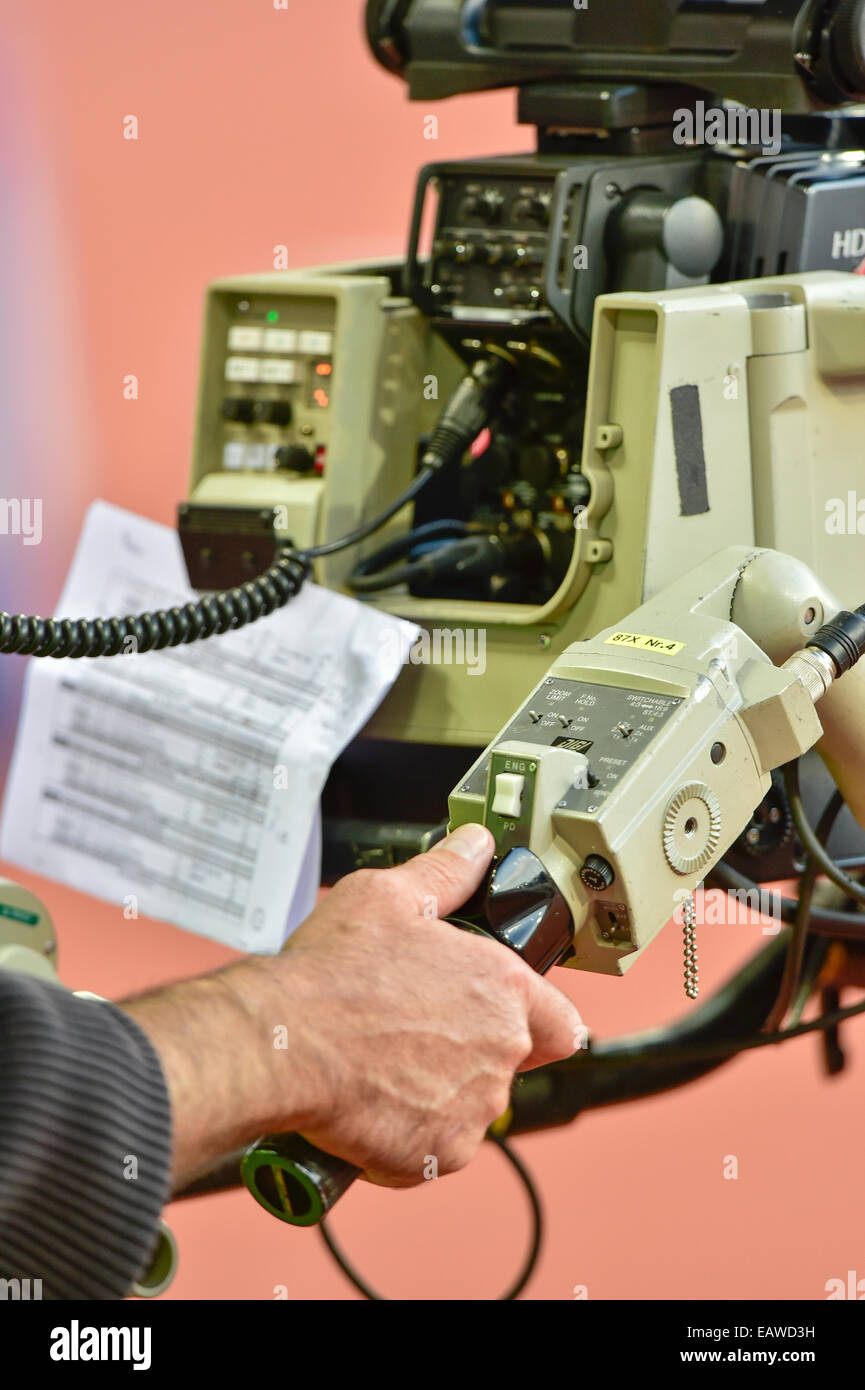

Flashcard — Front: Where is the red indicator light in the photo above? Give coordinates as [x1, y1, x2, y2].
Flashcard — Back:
[315, 362, 332, 376]
[470, 427, 491, 458]
[314, 446, 327, 475]
[313, 388, 329, 408]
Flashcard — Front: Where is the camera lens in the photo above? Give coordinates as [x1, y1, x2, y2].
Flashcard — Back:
[829, 0, 865, 96]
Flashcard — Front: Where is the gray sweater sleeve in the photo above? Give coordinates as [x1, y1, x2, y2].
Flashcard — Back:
[0, 969, 173, 1299]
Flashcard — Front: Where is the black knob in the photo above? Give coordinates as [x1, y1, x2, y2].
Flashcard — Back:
[253, 400, 293, 427]
[580, 855, 615, 892]
[448, 847, 573, 975]
[435, 239, 483, 264]
[458, 189, 504, 224]
[531, 193, 552, 223]
[514, 193, 552, 226]
[501, 284, 543, 308]
[274, 445, 316, 473]
[503, 244, 544, 271]
[221, 396, 256, 424]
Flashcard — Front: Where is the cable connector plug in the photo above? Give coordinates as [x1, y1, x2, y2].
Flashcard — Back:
[806, 605, 865, 676]
[419, 356, 514, 473]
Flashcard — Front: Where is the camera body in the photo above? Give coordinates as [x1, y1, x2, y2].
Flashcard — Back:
[181, 0, 865, 867]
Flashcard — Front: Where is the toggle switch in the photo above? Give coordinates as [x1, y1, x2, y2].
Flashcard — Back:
[491, 772, 525, 819]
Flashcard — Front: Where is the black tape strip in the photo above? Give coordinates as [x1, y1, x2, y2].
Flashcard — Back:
[670, 383, 710, 516]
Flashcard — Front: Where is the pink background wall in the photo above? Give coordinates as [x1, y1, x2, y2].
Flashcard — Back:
[1, 0, 863, 1300]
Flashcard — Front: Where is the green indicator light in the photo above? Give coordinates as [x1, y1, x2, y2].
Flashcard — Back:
[0, 902, 39, 926]
[266, 309, 279, 323]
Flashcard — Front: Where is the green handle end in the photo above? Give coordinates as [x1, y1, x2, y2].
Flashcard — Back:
[242, 1133, 361, 1226]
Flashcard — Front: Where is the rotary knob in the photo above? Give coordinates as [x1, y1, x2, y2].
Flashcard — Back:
[274, 445, 316, 473]
[514, 193, 552, 226]
[458, 189, 504, 223]
[253, 400, 293, 427]
[221, 396, 256, 424]
[580, 854, 615, 891]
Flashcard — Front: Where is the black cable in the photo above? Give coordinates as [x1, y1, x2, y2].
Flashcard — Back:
[327, 353, 514, 577]
[318, 1132, 542, 1301]
[763, 784, 843, 1031]
[302, 466, 436, 560]
[590, 992, 865, 1068]
[710, 860, 865, 939]
[788, 937, 831, 1029]
[521, 992, 865, 1082]
[347, 519, 470, 593]
[351, 531, 538, 595]
[783, 761, 865, 906]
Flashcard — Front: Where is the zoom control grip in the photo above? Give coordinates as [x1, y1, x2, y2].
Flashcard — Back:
[241, 847, 573, 1226]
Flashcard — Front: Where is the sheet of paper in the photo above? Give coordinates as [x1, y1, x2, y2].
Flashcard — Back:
[0, 501, 418, 952]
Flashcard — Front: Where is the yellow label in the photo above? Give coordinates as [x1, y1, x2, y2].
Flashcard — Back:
[604, 631, 685, 655]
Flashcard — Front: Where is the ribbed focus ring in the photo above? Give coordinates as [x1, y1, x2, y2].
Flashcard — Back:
[0, 550, 311, 659]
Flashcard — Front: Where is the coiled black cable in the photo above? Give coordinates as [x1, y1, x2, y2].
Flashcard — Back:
[0, 549, 312, 659]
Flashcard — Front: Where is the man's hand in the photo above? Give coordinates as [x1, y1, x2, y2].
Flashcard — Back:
[268, 822, 580, 1186]
[124, 824, 580, 1191]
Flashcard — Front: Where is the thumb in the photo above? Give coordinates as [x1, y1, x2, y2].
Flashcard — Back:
[391, 823, 495, 920]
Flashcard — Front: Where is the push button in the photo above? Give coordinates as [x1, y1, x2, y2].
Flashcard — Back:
[492, 772, 525, 819]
